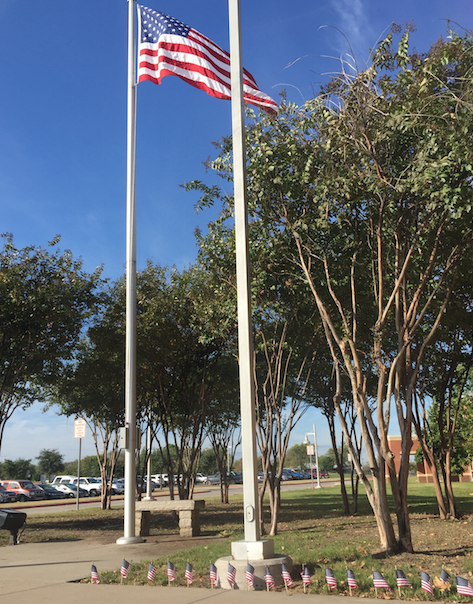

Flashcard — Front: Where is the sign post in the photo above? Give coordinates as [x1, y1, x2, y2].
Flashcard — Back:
[74, 419, 86, 510]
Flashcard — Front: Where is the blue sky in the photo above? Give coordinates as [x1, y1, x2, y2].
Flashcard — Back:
[1, 0, 472, 465]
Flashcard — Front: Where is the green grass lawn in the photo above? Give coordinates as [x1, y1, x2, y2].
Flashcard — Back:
[8, 479, 473, 598]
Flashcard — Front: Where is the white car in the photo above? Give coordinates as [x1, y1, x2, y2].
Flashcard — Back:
[53, 483, 88, 498]
[195, 473, 208, 484]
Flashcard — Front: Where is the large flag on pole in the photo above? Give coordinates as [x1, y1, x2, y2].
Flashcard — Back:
[137, 5, 278, 113]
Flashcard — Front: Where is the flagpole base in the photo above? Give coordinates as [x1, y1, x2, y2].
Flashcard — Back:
[214, 554, 292, 590]
[116, 535, 144, 545]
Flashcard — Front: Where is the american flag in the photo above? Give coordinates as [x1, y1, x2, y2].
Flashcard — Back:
[346, 569, 357, 589]
[91, 564, 100, 584]
[185, 562, 193, 585]
[210, 563, 218, 586]
[264, 566, 275, 590]
[301, 566, 311, 586]
[440, 569, 451, 585]
[373, 571, 391, 590]
[421, 571, 433, 595]
[137, 6, 278, 114]
[456, 576, 473, 597]
[396, 569, 412, 589]
[147, 563, 157, 582]
[246, 563, 255, 587]
[167, 561, 175, 582]
[325, 567, 337, 589]
[227, 563, 236, 586]
[281, 563, 293, 587]
[120, 559, 130, 579]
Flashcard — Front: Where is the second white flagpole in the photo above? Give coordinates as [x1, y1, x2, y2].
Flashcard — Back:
[228, 0, 262, 550]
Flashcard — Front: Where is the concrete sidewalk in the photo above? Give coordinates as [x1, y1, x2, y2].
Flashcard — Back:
[0, 537, 391, 604]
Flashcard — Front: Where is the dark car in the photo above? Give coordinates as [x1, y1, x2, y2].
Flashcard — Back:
[0, 484, 17, 504]
[38, 483, 66, 499]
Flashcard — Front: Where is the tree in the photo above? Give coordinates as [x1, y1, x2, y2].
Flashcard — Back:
[285, 443, 309, 470]
[0, 458, 37, 480]
[0, 235, 103, 451]
[36, 449, 64, 479]
[50, 280, 126, 509]
[193, 28, 473, 552]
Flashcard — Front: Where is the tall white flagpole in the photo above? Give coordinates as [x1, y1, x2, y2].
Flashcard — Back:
[117, 0, 142, 545]
[228, 0, 273, 560]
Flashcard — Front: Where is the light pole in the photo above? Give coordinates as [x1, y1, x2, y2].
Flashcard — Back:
[303, 424, 321, 489]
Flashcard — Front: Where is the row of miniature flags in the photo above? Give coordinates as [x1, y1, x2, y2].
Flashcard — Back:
[91, 561, 473, 596]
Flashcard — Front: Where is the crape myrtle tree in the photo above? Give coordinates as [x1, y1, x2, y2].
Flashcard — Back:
[0, 235, 103, 452]
[191, 208, 319, 536]
[191, 29, 473, 552]
[136, 262, 229, 500]
[50, 281, 126, 509]
[204, 357, 241, 505]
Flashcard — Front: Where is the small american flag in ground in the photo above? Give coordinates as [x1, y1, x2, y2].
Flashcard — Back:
[185, 562, 193, 585]
[456, 576, 473, 597]
[91, 564, 100, 584]
[137, 5, 278, 114]
[246, 563, 255, 587]
[265, 567, 275, 589]
[281, 563, 293, 587]
[421, 571, 433, 595]
[440, 569, 450, 585]
[147, 563, 157, 582]
[346, 569, 357, 589]
[210, 563, 218, 586]
[167, 561, 175, 582]
[301, 566, 311, 586]
[325, 567, 337, 589]
[396, 569, 413, 589]
[227, 563, 236, 586]
[373, 571, 391, 590]
[120, 559, 130, 579]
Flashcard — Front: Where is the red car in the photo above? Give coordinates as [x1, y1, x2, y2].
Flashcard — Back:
[1, 480, 44, 502]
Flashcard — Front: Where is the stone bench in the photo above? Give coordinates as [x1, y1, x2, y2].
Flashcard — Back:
[135, 499, 205, 538]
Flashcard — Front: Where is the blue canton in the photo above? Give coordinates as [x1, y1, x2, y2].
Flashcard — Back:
[140, 7, 190, 43]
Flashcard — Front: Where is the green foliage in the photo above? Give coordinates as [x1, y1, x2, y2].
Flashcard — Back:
[0, 235, 103, 450]
[0, 458, 38, 480]
[285, 443, 310, 470]
[191, 25, 473, 551]
[36, 449, 64, 478]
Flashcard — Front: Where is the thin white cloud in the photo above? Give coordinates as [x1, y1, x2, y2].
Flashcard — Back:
[330, 0, 374, 68]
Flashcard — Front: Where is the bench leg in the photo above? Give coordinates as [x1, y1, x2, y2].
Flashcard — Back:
[135, 510, 151, 537]
[179, 510, 200, 537]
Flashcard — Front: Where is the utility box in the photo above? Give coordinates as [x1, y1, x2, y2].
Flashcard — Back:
[0, 509, 27, 545]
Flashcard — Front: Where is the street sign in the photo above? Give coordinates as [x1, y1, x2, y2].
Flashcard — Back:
[74, 418, 87, 439]
[306, 445, 315, 456]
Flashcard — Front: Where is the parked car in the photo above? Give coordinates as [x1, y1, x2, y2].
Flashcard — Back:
[281, 469, 294, 481]
[72, 477, 102, 497]
[53, 483, 87, 498]
[0, 484, 18, 503]
[195, 473, 208, 484]
[149, 474, 169, 487]
[1, 480, 44, 502]
[206, 473, 221, 485]
[37, 483, 66, 500]
[308, 469, 330, 479]
[206, 471, 242, 485]
[112, 479, 125, 494]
